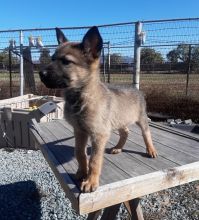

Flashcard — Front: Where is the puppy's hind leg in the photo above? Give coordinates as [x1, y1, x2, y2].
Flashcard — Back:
[137, 114, 157, 158]
[110, 127, 129, 154]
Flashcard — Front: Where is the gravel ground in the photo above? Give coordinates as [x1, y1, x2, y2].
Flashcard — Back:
[0, 148, 198, 220]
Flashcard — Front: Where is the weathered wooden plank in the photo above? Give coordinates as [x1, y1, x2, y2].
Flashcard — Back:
[30, 120, 199, 215]
[58, 119, 73, 131]
[58, 120, 175, 173]
[0, 94, 33, 108]
[40, 120, 73, 140]
[29, 120, 80, 212]
[150, 125, 199, 146]
[28, 120, 35, 149]
[53, 120, 195, 180]
[130, 123, 199, 148]
[12, 112, 22, 147]
[41, 118, 196, 170]
[149, 122, 199, 141]
[59, 120, 184, 170]
[1, 109, 15, 148]
[125, 130, 198, 165]
[109, 132, 180, 170]
[105, 142, 155, 175]
[42, 122, 131, 185]
[130, 123, 199, 152]
[43, 121, 131, 185]
[151, 133, 199, 157]
[39, 124, 78, 176]
[41, 143, 80, 211]
[0, 111, 7, 147]
[100, 157, 131, 184]
[21, 114, 31, 148]
[79, 161, 199, 214]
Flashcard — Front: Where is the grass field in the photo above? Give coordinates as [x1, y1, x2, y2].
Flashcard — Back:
[0, 72, 199, 122]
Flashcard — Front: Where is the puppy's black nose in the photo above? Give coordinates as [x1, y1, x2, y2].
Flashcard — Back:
[39, 70, 47, 78]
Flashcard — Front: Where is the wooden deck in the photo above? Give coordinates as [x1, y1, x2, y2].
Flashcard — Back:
[30, 119, 199, 215]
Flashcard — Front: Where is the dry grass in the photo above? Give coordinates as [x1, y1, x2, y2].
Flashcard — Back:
[139, 74, 199, 122]
[0, 73, 198, 122]
[145, 90, 199, 122]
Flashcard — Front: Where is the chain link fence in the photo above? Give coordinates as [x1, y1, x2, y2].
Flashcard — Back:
[0, 18, 199, 121]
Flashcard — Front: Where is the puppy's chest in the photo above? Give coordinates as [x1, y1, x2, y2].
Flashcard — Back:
[64, 91, 85, 116]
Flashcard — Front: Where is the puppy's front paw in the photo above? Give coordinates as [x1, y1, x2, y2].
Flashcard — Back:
[75, 169, 88, 181]
[147, 147, 158, 158]
[109, 147, 122, 154]
[80, 176, 99, 193]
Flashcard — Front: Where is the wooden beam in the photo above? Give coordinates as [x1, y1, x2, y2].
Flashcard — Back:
[79, 161, 199, 214]
[87, 210, 102, 220]
[124, 198, 144, 220]
[101, 203, 121, 220]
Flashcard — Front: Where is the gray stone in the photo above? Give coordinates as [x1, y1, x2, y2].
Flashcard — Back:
[167, 119, 175, 123]
[184, 119, 192, 125]
[170, 121, 176, 125]
[175, 119, 182, 124]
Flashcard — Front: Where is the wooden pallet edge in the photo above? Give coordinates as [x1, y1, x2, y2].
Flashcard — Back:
[79, 161, 199, 214]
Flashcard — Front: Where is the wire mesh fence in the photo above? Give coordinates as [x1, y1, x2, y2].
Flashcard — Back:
[139, 19, 199, 121]
[0, 23, 135, 98]
[0, 18, 199, 121]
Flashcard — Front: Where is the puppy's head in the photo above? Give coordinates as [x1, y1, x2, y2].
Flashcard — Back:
[39, 26, 103, 89]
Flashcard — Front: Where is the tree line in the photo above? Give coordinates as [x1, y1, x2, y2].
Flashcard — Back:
[0, 45, 199, 73]
[101, 45, 199, 64]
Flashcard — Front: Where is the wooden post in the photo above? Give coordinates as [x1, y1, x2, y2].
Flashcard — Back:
[102, 47, 106, 82]
[87, 210, 102, 220]
[133, 21, 142, 90]
[19, 30, 24, 96]
[124, 198, 144, 220]
[101, 203, 121, 220]
[87, 203, 121, 220]
[107, 41, 111, 83]
[23, 47, 37, 94]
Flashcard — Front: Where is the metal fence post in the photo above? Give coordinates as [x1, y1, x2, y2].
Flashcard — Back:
[186, 44, 192, 96]
[8, 49, 12, 97]
[107, 41, 111, 83]
[19, 30, 24, 96]
[133, 21, 142, 89]
[102, 47, 106, 82]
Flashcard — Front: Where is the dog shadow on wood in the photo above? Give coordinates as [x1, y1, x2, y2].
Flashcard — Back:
[105, 148, 150, 158]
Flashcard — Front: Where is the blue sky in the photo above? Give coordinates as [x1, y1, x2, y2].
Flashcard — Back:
[0, 0, 199, 30]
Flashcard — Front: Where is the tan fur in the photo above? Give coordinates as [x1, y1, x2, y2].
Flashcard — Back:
[39, 27, 157, 193]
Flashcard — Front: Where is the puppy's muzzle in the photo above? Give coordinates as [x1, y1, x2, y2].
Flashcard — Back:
[39, 70, 67, 89]
[39, 70, 51, 87]
[39, 70, 48, 81]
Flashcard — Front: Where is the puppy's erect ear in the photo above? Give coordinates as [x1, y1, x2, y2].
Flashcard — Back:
[55, 27, 68, 44]
[82, 26, 103, 59]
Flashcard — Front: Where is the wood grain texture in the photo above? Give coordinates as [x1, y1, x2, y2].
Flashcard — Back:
[30, 119, 80, 211]
[30, 119, 199, 215]
[79, 162, 199, 214]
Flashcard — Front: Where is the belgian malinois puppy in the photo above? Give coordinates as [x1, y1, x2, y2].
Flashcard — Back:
[39, 26, 157, 193]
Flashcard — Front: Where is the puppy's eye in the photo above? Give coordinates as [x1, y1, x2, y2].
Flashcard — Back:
[51, 54, 56, 61]
[61, 58, 71, 65]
